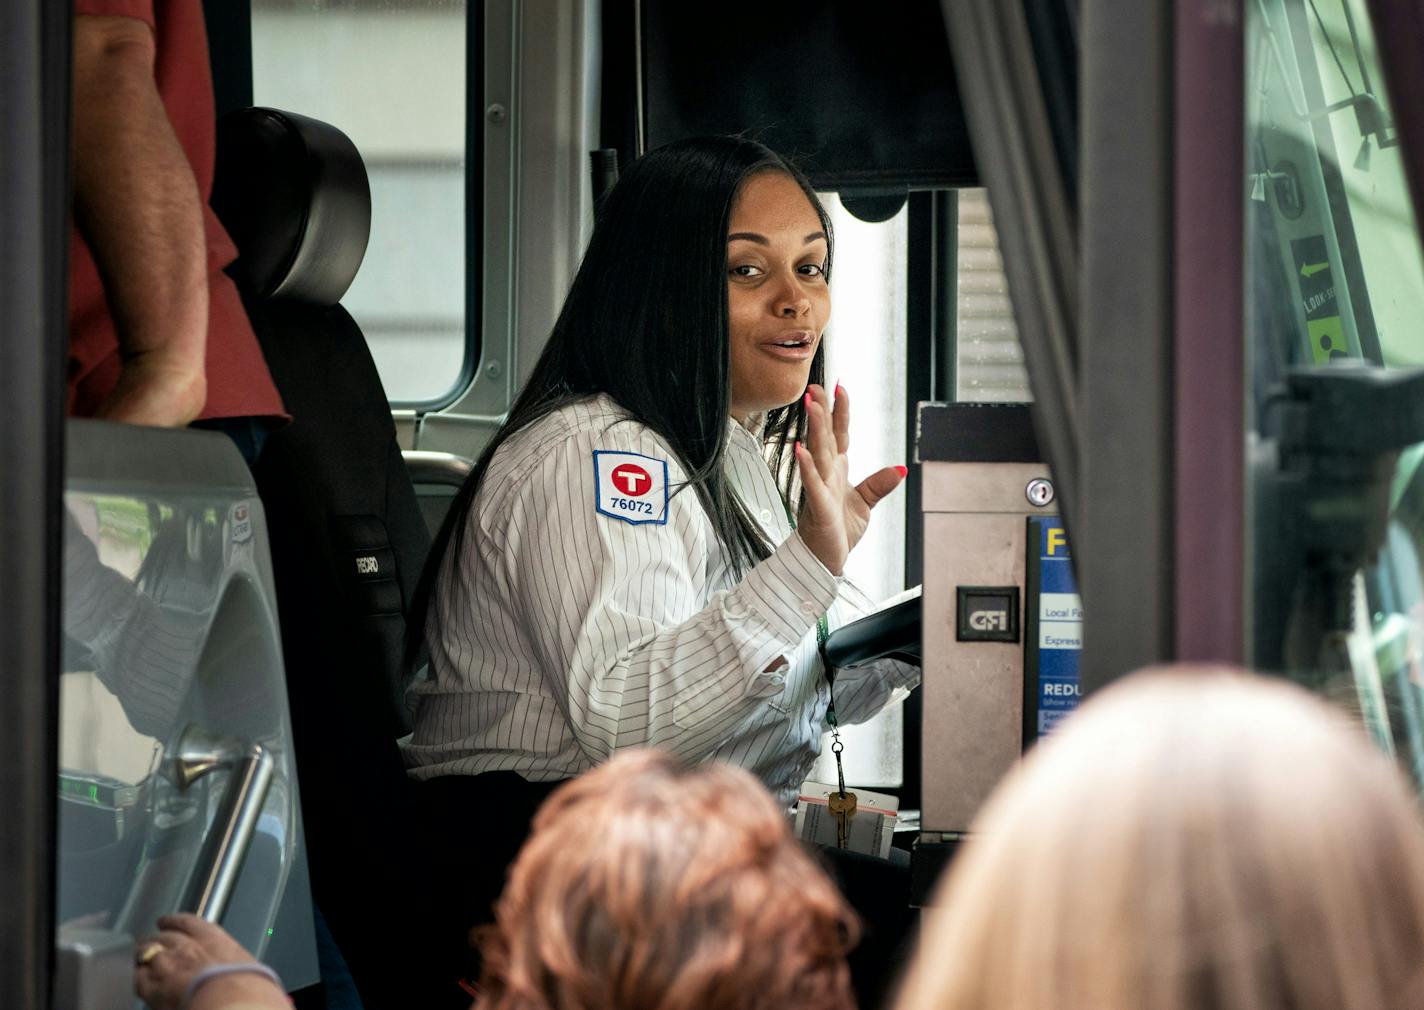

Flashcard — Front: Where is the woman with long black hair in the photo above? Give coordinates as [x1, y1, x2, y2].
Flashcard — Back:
[404, 136, 920, 1006]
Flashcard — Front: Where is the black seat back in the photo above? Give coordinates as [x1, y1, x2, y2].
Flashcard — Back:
[212, 107, 432, 1010]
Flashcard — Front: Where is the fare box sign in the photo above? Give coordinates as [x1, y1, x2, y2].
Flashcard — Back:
[1033, 518, 1082, 736]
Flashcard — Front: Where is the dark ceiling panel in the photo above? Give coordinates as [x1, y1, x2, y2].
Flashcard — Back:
[644, 0, 978, 192]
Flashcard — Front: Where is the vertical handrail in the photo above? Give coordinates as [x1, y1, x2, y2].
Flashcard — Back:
[180, 745, 275, 922]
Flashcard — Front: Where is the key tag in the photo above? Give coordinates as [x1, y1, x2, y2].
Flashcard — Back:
[795, 696, 899, 858]
[782, 472, 897, 856]
[794, 775, 900, 858]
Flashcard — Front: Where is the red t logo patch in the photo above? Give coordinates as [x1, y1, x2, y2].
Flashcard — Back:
[611, 463, 652, 496]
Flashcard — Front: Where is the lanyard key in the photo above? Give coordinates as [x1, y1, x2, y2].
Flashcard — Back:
[827, 790, 858, 849]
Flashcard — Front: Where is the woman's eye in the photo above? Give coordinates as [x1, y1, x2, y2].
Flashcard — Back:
[729, 264, 763, 278]
[798, 263, 827, 278]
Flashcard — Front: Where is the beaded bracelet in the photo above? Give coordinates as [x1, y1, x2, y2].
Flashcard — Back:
[181, 962, 284, 1010]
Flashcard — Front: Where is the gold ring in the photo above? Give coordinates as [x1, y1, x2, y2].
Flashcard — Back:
[137, 942, 164, 966]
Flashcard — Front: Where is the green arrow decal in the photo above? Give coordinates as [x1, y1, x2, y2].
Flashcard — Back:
[1301, 261, 1330, 278]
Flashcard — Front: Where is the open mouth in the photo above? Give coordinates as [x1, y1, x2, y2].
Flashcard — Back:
[767, 332, 815, 349]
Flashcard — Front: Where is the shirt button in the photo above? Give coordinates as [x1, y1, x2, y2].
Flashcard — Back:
[799, 601, 819, 617]
[759, 508, 774, 524]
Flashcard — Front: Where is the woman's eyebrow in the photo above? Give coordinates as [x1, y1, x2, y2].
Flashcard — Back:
[726, 231, 828, 245]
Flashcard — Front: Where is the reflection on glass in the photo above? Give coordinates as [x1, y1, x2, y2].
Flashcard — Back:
[57, 492, 284, 931]
[1246, 0, 1424, 789]
[60, 495, 177, 928]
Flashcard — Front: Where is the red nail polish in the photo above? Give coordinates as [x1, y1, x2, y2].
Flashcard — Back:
[804, 392, 812, 408]
[835, 381, 841, 399]
[895, 465, 908, 477]
[795, 440, 802, 454]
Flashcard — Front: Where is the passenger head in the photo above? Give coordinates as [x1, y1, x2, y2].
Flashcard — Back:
[896, 666, 1424, 1010]
[474, 749, 857, 1010]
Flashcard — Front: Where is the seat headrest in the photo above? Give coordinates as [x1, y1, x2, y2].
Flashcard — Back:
[212, 108, 371, 306]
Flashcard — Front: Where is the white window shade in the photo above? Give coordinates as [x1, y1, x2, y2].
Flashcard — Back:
[957, 189, 1032, 403]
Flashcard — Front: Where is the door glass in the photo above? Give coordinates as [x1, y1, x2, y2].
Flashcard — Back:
[1246, 0, 1424, 783]
[57, 489, 300, 961]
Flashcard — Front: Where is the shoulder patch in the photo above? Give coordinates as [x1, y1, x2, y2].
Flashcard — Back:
[592, 450, 669, 526]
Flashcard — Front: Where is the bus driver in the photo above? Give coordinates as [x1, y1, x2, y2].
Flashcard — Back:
[402, 136, 920, 1003]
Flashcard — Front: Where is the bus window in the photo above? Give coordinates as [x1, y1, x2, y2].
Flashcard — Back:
[250, 0, 471, 407]
[1247, 0, 1424, 783]
[812, 193, 910, 790]
[957, 189, 1032, 403]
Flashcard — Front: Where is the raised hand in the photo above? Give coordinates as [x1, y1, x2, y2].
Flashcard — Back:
[793, 383, 907, 576]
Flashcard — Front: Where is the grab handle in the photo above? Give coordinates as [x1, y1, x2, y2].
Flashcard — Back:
[171, 727, 275, 921]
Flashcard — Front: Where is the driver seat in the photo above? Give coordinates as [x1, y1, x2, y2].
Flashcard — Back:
[211, 106, 434, 1010]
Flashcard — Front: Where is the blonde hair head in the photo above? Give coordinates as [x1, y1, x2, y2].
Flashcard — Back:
[896, 665, 1424, 1010]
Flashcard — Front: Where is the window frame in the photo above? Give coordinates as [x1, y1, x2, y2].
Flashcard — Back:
[2, 0, 67, 1005]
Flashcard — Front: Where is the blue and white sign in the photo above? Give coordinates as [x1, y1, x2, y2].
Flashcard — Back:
[1033, 518, 1082, 735]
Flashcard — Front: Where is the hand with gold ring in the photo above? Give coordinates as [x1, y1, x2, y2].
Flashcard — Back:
[134, 914, 285, 1010]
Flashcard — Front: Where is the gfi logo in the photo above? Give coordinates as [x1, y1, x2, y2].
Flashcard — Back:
[969, 610, 1008, 631]
[957, 586, 1020, 643]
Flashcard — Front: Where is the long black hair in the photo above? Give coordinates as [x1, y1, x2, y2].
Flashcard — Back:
[405, 137, 833, 673]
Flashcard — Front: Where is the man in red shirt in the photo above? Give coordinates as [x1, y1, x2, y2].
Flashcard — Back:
[70, 0, 286, 450]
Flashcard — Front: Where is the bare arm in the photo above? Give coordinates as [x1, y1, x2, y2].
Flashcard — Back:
[72, 14, 207, 426]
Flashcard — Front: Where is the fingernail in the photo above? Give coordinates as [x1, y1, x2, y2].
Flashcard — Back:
[834, 381, 841, 399]
[895, 465, 908, 477]
[795, 440, 802, 454]
[804, 392, 812, 408]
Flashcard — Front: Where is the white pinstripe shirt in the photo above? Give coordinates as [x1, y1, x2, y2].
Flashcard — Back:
[404, 394, 919, 806]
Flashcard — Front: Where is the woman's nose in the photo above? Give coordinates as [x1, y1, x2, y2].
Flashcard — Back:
[774, 277, 811, 317]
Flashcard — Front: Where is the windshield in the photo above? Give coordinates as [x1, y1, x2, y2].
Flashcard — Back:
[1247, 0, 1424, 783]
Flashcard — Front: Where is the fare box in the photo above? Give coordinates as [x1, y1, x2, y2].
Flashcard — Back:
[795, 782, 900, 858]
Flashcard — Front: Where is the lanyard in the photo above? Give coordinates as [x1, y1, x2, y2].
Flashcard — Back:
[816, 615, 838, 729]
[779, 500, 843, 739]
[817, 614, 850, 802]
[775, 489, 852, 836]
